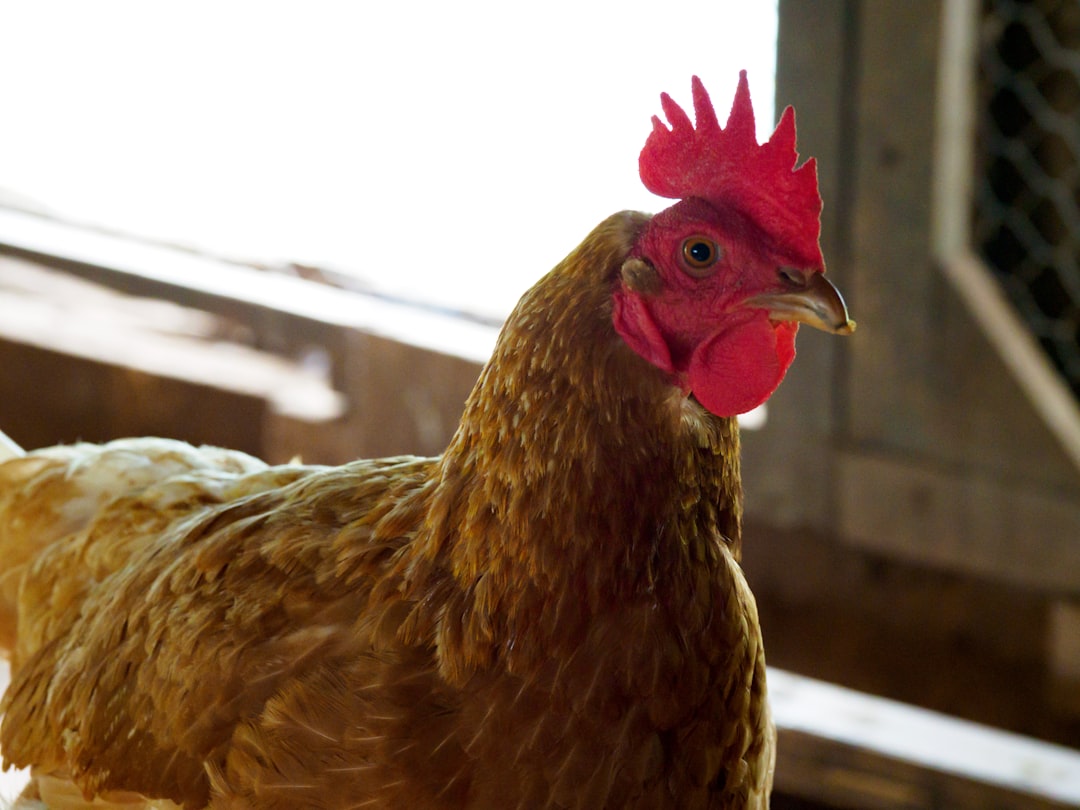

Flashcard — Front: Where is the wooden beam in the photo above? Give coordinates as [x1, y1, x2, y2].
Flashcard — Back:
[0, 207, 498, 366]
[0, 429, 22, 461]
[836, 448, 1080, 591]
[0, 260, 345, 426]
[771, 668, 1080, 809]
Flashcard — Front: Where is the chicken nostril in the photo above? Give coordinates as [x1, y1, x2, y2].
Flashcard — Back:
[778, 266, 808, 288]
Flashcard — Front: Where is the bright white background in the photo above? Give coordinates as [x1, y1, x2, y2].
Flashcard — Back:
[0, 2, 777, 318]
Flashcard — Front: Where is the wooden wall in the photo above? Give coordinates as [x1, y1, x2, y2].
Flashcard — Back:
[740, 0, 1080, 747]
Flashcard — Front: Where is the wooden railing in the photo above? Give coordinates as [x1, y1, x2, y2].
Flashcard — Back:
[771, 669, 1080, 809]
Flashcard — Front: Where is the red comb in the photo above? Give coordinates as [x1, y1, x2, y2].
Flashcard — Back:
[640, 72, 823, 268]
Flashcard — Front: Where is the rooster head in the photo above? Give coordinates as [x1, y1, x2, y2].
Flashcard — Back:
[612, 73, 854, 417]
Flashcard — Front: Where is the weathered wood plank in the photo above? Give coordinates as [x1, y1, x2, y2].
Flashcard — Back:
[0, 257, 347, 457]
[0, 429, 21, 460]
[748, 0, 852, 532]
[0, 258, 344, 423]
[0, 207, 498, 367]
[771, 668, 1080, 809]
[0, 252, 487, 464]
[837, 448, 1080, 590]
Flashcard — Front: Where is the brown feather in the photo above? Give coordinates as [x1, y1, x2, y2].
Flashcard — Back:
[1, 211, 773, 808]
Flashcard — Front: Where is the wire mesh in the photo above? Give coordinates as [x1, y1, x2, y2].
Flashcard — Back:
[975, 0, 1080, 396]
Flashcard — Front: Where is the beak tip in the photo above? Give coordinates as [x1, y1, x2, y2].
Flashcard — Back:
[742, 273, 856, 336]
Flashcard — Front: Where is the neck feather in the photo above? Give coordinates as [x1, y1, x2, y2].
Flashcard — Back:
[403, 211, 744, 679]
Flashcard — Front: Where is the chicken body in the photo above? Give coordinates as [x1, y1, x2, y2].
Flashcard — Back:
[1, 74, 855, 808]
[1, 213, 774, 809]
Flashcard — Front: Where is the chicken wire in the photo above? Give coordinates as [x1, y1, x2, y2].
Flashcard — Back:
[975, 0, 1080, 397]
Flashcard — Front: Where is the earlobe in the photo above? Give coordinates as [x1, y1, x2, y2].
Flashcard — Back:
[620, 257, 663, 295]
[611, 287, 676, 374]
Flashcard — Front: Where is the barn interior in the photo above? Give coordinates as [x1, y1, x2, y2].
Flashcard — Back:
[1, 2, 1079, 807]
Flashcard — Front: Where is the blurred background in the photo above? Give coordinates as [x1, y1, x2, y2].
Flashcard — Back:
[0, 0, 777, 319]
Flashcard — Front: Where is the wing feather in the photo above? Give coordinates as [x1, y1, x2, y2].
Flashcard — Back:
[0, 441, 433, 807]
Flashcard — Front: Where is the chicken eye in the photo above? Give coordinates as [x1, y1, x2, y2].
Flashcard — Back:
[680, 238, 722, 277]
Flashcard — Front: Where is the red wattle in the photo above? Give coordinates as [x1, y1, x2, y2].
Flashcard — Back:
[688, 315, 797, 416]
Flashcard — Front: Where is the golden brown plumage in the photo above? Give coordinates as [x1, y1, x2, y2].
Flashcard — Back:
[0, 76, 853, 808]
[1, 213, 771, 809]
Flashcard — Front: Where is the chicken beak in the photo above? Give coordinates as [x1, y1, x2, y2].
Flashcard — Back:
[743, 272, 856, 335]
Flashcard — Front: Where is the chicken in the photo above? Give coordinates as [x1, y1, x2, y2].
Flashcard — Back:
[0, 73, 853, 809]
